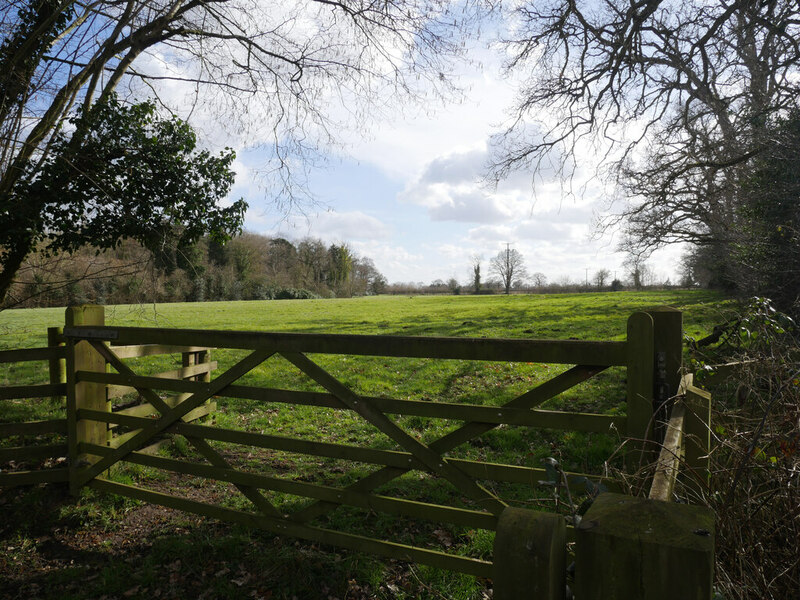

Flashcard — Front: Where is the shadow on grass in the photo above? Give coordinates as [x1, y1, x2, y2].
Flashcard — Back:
[0, 483, 487, 600]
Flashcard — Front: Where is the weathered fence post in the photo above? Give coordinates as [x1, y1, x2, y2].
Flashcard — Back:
[574, 493, 714, 600]
[492, 507, 566, 600]
[65, 305, 108, 495]
[47, 326, 65, 404]
[649, 307, 683, 442]
[683, 382, 712, 497]
[626, 312, 655, 470]
[182, 348, 212, 422]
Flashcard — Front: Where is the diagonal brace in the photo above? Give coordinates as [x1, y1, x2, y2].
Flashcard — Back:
[91, 342, 281, 517]
[291, 364, 606, 524]
[72, 344, 274, 491]
[282, 352, 507, 514]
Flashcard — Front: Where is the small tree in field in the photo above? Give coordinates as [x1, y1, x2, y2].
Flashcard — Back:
[470, 254, 482, 293]
[593, 268, 611, 289]
[490, 247, 527, 294]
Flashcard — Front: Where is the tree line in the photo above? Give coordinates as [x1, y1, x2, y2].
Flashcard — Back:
[3, 233, 387, 309]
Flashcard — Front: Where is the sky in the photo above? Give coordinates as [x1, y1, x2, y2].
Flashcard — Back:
[209, 32, 687, 288]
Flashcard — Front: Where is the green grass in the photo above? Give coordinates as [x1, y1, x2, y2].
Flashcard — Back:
[0, 290, 733, 599]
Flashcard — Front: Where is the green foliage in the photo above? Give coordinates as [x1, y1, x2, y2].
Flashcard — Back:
[273, 287, 321, 300]
[4, 230, 387, 307]
[19, 93, 246, 255]
[0, 93, 247, 303]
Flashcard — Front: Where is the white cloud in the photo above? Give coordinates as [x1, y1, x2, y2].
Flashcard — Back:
[273, 210, 391, 242]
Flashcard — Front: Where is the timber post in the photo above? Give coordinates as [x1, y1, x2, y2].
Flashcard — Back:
[683, 383, 712, 497]
[47, 326, 65, 404]
[648, 307, 683, 443]
[65, 305, 108, 495]
[626, 312, 655, 470]
[183, 348, 213, 422]
[492, 507, 566, 600]
[574, 493, 714, 600]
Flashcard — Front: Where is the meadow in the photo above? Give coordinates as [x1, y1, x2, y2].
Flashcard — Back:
[0, 290, 731, 599]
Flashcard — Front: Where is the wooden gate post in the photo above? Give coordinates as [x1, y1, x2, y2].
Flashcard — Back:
[574, 493, 714, 600]
[65, 305, 108, 495]
[626, 312, 655, 470]
[649, 307, 683, 442]
[492, 507, 566, 600]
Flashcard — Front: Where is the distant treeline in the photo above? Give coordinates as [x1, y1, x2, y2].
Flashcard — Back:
[5, 233, 387, 309]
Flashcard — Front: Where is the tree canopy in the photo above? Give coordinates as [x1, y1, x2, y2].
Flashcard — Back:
[0, 0, 478, 303]
[0, 94, 246, 301]
[490, 247, 526, 294]
[493, 0, 800, 309]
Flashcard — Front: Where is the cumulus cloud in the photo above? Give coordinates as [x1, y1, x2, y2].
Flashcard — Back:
[396, 140, 594, 226]
[401, 147, 516, 223]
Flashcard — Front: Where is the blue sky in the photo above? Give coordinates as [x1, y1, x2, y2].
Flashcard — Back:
[229, 95, 686, 287]
[137, 20, 686, 288]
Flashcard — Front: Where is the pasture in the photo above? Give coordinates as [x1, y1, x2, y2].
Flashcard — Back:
[0, 290, 729, 599]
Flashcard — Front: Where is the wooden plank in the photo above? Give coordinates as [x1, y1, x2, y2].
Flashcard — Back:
[98, 363, 216, 400]
[108, 428, 147, 450]
[204, 384, 624, 432]
[64, 326, 627, 366]
[626, 312, 655, 471]
[282, 351, 507, 515]
[0, 383, 67, 400]
[0, 346, 65, 363]
[0, 419, 67, 436]
[91, 372, 621, 433]
[114, 399, 215, 422]
[683, 382, 712, 496]
[695, 360, 758, 387]
[89, 478, 494, 577]
[110, 345, 213, 359]
[151, 362, 217, 381]
[75, 411, 618, 491]
[79, 371, 198, 393]
[0, 468, 69, 487]
[0, 443, 68, 462]
[292, 364, 608, 524]
[82, 443, 498, 530]
[107, 404, 215, 445]
[649, 402, 686, 502]
[85, 365, 608, 426]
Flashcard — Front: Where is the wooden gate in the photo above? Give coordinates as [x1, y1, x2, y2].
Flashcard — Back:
[2, 304, 714, 599]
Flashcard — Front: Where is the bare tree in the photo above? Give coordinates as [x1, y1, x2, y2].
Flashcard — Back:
[593, 268, 611, 289]
[530, 272, 547, 289]
[492, 0, 800, 260]
[0, 1, 479, 303]
[624, 255, 653, 291]
[489, 246, 527, 294]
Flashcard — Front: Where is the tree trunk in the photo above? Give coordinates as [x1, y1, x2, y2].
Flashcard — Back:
[0, 240, 33, 306]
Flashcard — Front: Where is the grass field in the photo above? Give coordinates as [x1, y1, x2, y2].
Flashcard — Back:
[0, 290, 733, 599]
